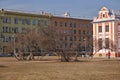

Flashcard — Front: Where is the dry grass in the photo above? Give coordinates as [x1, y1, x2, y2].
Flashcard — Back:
[0, 57, 120, 80]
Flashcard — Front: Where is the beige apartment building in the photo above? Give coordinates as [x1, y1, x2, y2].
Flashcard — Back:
[50, 16, 93, 55]
[93, 6, 120, 57]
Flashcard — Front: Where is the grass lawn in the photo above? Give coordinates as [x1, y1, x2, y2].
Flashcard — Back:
[0, 57, 120, 80]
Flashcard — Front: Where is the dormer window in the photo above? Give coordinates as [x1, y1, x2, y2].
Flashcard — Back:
[103, 14, 105, 18]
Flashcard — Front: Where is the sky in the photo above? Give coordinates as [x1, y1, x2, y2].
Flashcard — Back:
[0, 0, 120, 19]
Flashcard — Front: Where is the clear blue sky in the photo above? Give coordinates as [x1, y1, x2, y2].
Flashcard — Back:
[0, 0, 120, 19]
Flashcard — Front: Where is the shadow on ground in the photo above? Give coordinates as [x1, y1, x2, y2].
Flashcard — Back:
[0, 65, 8, 68]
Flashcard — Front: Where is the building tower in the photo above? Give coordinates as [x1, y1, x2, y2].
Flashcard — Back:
[93, 6, 120, 57]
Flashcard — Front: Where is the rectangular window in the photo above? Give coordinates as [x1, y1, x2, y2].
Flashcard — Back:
[21, 28, 25, 33]
[60, 21, 62, 27]
[14, 18, 18, 24]
[65, 36, 67, 41]
[74, 30, 76, 34]
[2, 27, 5, 32]
[98, 38, 102, 49]
[83, 30, 85, 35]
[105, 38, 109, 49]
[54, 21, 57, 26]
[25, 19, 30, 25]
[65, 22, 67, 27]
[65, 43, 68, 48]
[3, 36, 9, 42]
[70, 43, 72, 48]
[14, 28, 18, 33]
[70, 22, 72, 27]
[99, 26, 102, 32]
[6, 27, 9, 32]
[32, 20, 36, 25]
[21, 19, 25, 25]
[64, 30, 67, 34]
[44, 20, 48, 26]
[105, 25, 109, 32]
[74, 23, 76, 27]
[70, 36, 72, 41]
[3, 17, 11, 23]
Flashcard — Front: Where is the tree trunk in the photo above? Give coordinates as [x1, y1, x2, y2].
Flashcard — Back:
[60, 51, 69, 62]
[27, 52, 34, 60]
[74, 51, 79, 61]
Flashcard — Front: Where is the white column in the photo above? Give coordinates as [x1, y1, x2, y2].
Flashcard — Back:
[112, 21, 115, 44]
[109, 22, 111, 50]
[102, 22, 105, 49]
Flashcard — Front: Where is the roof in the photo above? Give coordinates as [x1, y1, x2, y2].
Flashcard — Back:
[0, 8, 52, 18]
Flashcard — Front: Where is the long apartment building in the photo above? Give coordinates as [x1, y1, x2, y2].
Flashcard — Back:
[0, 9, 50, 53]
[0, 9, 93, 54]
[93, 6, 120, 57]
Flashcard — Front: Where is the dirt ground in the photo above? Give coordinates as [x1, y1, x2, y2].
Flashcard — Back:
[0, 57, 120, 80]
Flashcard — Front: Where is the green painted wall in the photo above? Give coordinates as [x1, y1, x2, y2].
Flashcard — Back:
[0, 10, 50, 53]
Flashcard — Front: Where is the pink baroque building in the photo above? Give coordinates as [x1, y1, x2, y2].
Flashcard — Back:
[93, 6, 120, 57]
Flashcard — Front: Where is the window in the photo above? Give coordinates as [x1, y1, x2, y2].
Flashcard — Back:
[79, 30, 81, 34]
[98, 38, 102, 49]
[32, 20, 36, 25]
[74, 23, 76, 27]
[38, 20, 43, 26]
[60, 21, 63, 27]
[74, 30, 76, 34]
[105, 25, 109, 32]
[14, 18, 18, 24]
[54, 21, 57, 26]
[3, 36, 9, 42]
[44, 20, 48, 26]
[70, 43, 72, 48]
[3, 17, 11, 23]
[21, 19, 25, 25]
[70, 22, 72, 27]
[6, 27, 9, 32]
[98, 26, 102, 32]
[83, 30, 85, 35]
[14, 28, 18, 33]
[103, 14, 105, 18]
[70, 36, 72, 41]
[21, 28, 26, 33]
[65, 22, 67, 27]
[65, 43, 68, 48]
[105, 38, 109, 49]
[2, 27, 5, 32]
[65, 36, 67, 41]
[2, 26, 10, 33]
[64, 30, 67, 34]
[25, 19, 30, 25]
